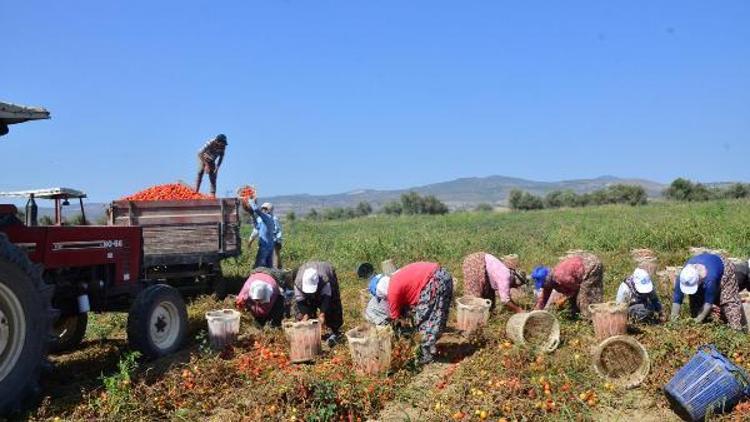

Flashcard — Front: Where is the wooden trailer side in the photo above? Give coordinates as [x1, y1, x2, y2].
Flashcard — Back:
[108, 199, 241, 266]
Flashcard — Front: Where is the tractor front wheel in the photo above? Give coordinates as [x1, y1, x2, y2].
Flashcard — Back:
[127, 284, 187, 359]
[50, 313, 88, 354]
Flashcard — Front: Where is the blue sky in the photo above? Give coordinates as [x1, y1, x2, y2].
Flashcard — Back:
[2, 1, 749, 201]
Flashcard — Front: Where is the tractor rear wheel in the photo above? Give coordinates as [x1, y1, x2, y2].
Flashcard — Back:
[50, 313, 88, 353]
[0, 233, 56, 416]
[127, 284, 187, 359]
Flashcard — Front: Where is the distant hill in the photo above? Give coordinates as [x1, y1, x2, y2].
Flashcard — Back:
[263, 175, 667, 215]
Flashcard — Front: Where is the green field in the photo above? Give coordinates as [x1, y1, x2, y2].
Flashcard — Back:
[37, 200, 750, 421]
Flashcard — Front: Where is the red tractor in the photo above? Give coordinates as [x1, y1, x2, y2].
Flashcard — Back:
[0, 102, 241, 414]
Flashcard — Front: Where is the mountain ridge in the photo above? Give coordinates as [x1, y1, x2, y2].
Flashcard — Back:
[263, 175, 667, 215]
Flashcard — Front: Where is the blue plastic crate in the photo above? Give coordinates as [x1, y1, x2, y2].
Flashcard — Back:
[664, 345, 750, 421]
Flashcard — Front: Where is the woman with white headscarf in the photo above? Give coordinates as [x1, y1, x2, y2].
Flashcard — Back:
[236, 269, 285, 327]
[293, 261, 344, 345]
[670, 252, 743, 330]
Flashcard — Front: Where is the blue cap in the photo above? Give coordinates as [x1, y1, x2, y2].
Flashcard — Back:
[531, 266, 550, 289]
[368, 274, 383, 296]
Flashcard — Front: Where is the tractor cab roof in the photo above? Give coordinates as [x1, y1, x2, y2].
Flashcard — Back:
[0, 188, 87, 200]
[0, 101, 50, 125]
[0, 101, 50, 137]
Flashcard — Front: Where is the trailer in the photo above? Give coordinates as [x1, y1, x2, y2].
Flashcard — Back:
[108, 198, 241, 297]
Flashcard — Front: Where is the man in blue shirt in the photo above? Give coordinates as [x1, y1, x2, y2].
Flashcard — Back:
[241, 199, 277, 269]
[670, 253, 743, 330]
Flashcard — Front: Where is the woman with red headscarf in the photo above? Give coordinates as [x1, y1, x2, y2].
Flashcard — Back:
[533, 252, 604, 319]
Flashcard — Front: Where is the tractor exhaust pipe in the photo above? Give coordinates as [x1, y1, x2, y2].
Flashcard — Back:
[25, 194, 38, 226]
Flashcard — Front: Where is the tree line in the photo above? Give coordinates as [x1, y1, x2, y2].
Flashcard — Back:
[507, 178, 750, 211]
[663, 178, 750, 202]
[508, 184, 648, 210]
[302, 191, 449, 221]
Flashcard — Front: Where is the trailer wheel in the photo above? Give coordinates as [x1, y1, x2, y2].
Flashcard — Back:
[50, 313, 88, 353]
[0, 233, 56, 416]
[127, 284, 187, 359]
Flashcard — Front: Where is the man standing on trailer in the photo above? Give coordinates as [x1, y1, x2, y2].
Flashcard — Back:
[195, 133, 228, 196]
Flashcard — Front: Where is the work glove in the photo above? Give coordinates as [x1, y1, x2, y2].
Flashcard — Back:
[670, 303, 681, 322]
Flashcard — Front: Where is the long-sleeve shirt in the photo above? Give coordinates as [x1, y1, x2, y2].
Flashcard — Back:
[387, 262, 439, 319]
[615, 277, 663, 313]
[484, 254, 513, 303]
[673, 253, 724, 305]
[238, 272, 280, 318]
[249, 201, 276, 246]
[198, 138, 226, 162]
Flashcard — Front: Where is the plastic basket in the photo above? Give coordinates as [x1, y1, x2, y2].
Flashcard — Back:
[455, 296, 491, 334]
[505, 311, 560, 353]
[589, 302, 628, 341]
[283, 320, 322, 363]
[664, 345, 750, 421]
[593, 335, 650, 388]
[346, 324, 393, 375]
[205, 309, 241, 350]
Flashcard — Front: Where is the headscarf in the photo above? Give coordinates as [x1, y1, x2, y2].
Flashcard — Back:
[531, 266, 550, 290]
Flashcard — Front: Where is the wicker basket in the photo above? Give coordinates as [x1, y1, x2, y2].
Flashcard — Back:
[501, 254, 520, 270]
[381, 259, 397, 276]
[505, 311, 560, 353]
[630, 248, 656, 260]
[455, 296, 491, 334]
[592, 335, 650, 388]
[589, 302, 628, 341]
[741, 292, 750, 334]
[635, 257, 658, 278]
[346, 324, 393, 375]
[283, 320, 322, 363]
[689, 246, 729, 258]
[657, 266, 683, 287]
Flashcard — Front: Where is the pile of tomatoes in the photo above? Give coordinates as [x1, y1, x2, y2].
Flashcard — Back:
[122, 183, 213, 201]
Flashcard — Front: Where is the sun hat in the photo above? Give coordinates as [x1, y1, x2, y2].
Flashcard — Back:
[376, 276, 391, 299]
[249, 281, 273, 303]
[631, 268, 654, 294]
[301, 268, 320, 294]
[679, 264, 701, 295]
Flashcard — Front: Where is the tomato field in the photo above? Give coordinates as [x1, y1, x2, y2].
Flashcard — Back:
[31, 199, 750, 421]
